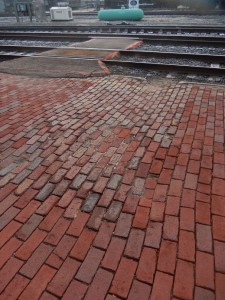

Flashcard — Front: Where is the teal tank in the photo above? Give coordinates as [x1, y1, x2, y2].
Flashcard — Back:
[98, 9, 144, 21]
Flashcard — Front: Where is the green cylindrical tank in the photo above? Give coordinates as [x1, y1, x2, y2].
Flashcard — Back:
[98, 9, 144, 21]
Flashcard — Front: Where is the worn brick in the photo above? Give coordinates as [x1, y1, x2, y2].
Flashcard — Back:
[158, 240, 177, 274]
[93, 221, 115, 249]
[145, 222, 162, 249]
[196, 251, 214, 289]
[151, 271, 173, 300]
[136, 247, 156, 284]
[16, 214, 43, 241]
[35, 183, 55, 202]
[45, 217, 70, 246]
[174, 260, 194, 299]
[67, 212, 89, 237]
[39, 207, 63, 232]
[81, 192, 100, 212]
[104, 201, 123, 222]
[178, 230, 195, 262]
[125, 229, 145, 259]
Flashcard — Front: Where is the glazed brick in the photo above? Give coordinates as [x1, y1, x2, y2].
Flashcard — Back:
[136, 247, 157, 284]
[93, 221, 115, 249]
[173, 260, 194, 299]
[150, 201, 165, 222]
[213, 216, 225, 242]
[144, 222, 162, 249]
[214, 241, 225, 273]
[180, 207, 195, 231]
[39, 207, 63, 232]
[124, 229, 145, 259]
[0, 206, 20, 231]
[44, 217, 71, 246]
[62, 280, 87, 300]
[0, 237, 22, 269]
[81, 192, 100, 212]
[151, 271, 173, 300]
[216, 273, 225, 300]
[104, 201, 123, 222]
[110, 257, 137, 299]
[153, 184, 168, 202]
[178, 230, 195, 262]
[196, 224, 212, 253]
[0, 257, 24, 294]
[133, 206, 150, 229]
[35, 183, 55, 202]
[157, 240, 177, 274]
[0, 274, 29, 300]
[70, 228, 96, 261]
[102, 237, 126, 271]
[123, 194, 139, 214]
[15, 200, 41, 223]
[196, 251, 214, 289]
[20, 242, 53, 278]
[84, 268, 113, 300]
[75, 247, 104, 284]
[128, 280, 151, 300]
[67, 212, 90, 237]
[47, 257, 80, 297]
[16, 214, 43, 241]
[114, 212, 133, 238]
[87, 206, 106, 230]
[19, 265, 56, 300]
[57, 189, 76, 208]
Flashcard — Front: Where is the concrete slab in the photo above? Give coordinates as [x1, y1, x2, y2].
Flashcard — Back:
[0, 56, 109, 77]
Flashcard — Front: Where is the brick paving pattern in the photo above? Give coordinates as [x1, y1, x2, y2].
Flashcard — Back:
[0, 73, 224, 299]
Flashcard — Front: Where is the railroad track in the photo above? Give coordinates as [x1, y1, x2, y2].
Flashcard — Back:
[0, 45, 224, 75]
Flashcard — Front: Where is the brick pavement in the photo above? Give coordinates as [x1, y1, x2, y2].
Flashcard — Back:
[0, 72, 224, 300]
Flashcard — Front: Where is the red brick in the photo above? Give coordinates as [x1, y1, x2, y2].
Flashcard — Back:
[180, 207, 195, 231]
[145, 178, 157, 189]
[133, 206, 150, 229]
[62, 280, 87, 300]
[216, 273, 225, 300]
[67, 212, 89, 236]
[46, 253, 63, 269]
[40, 292, 58, 300]
[150, 201, 165, 222]
[47, 257, 80, 297]
[0, 220, 21, 249]
[213, 215, 225, 242]
[196, 201, 211, 224]
[199, 168, 212, 184]
[0, 183, 17, 201]
[163, 215, 179, 241]
[114, 184, 131, 202]
[57, 189, 76, 208]
[157, 240, 177, 274]
[158, 169, 173, 184]
[124, 229, 145, 259]
[132, 177, 145, 195]
[14, 188, 38, 209]
[0, 274, 29, 299]
[136, 247, 156, 284]
[39, 207, 63, 232]
[194, 287, 215, 300]
[153, 184, 168, 202]
[187, 160, 200, 174]
[53, 235, 76, 260]
[196, 224, 212, 253]
[45, 217, 70, 246]
[178, 230, 195, 262]
[0, 237, 22, 269]
[87, 206, 106, 230]
[128, 280, 151, 300]
[64, 198, 82, 219]
[84, 268, 113, 300]
[165, 196, 180, 216]
[0, 194, 18, 215]
[212, 178, 225, 196]
[122, 169, 135, 185]
[151, 271, 173, 300]
[36, 195, 59, 215]
[213, 163, 225, 179]
[102, 237, 126, 271]
[168, 179, 183, 197]
[123, 194, 139, 214]
[173, 165, 186, 180]
[20, 243, 53, 278]
[196, 251, 214, 289]
[98, 188, 115, 207]
[0, 257, 24, 293]
[144, 222, 162, 249]
[177, 153, 189, 166]
[15, 178, 33, 196]
[16, 214, 43, 241]
[92, 176, 109, 193]
[212, 195, 225, 216]
[70, 228, 96, 260]
[214, 240, 225, 273]
[19, 265, 56, 300]
[114, 213, 133, 237]
[75, 247, 104, 283]
[184, 173, 198, 190]
[174, 260, 194, 299]
[93, 221, 115, 249]
[181, 188, 195, 208]
[196, 191, 210, 203]
[150, 159, 163, 174]
[142, 151, 154, 163]
[15, 200, 41, 223]
[110, 257, 137, 298]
